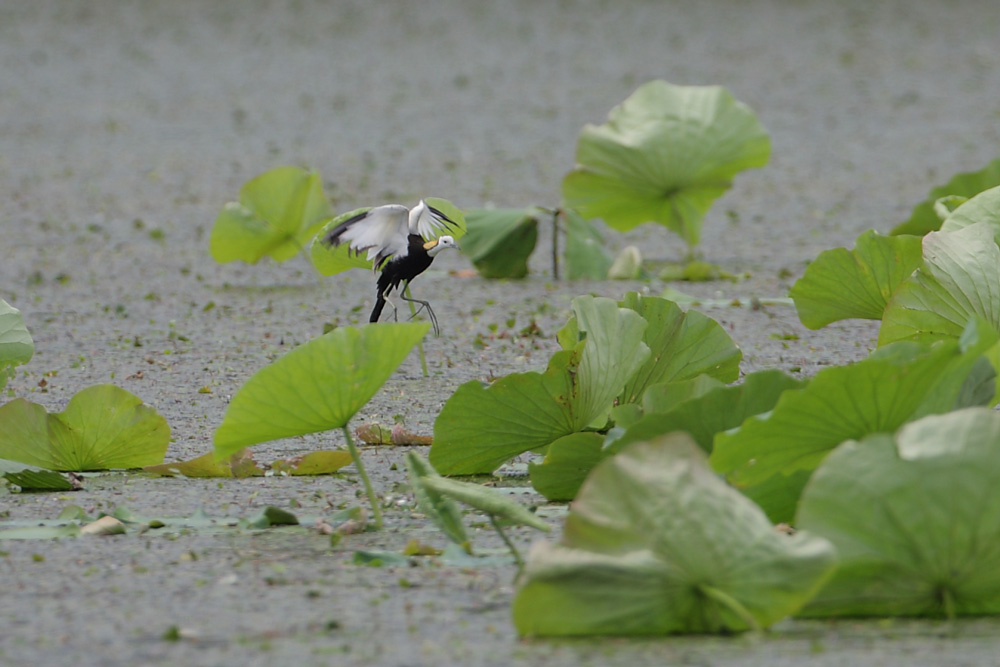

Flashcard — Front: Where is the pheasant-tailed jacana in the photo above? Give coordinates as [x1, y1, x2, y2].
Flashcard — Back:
[321, 200, 458, 335]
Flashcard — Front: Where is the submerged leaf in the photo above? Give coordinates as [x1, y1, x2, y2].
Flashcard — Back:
[790, 230, 923, 329]
[213, 323, 429, 458]
[798, 409, 1000, 618]
[210, 166, 333, 264]
[513, 435, 835, 636]
[562, 80, 770, 248]
[0, 385, 169, 471]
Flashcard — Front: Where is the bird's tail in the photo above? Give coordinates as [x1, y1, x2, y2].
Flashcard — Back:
[370, 294, 386, 323]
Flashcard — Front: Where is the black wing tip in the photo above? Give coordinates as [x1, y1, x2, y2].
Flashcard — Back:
[427, 204, 458, 229]
[320, 209, 371, 247]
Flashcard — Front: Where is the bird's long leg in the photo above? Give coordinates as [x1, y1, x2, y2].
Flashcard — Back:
[401, 285, 440, 336]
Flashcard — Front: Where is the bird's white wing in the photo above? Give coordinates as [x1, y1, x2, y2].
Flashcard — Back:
[408, 200, 458, 240]
[324, 204, 410, 266]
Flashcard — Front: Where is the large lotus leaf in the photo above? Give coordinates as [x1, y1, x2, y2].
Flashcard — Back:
[214, 322, 429, 458]
[798, 408, 1000, 618]
[891, 158, 1000, 236]
[711, 320, 998, 523]
[210, 166, 333, 264]
[940, 185, 1000, 242]
[879, 223, 1000, 346]
[617, 293, 741, 404]
[0, 385, 169, 471]
[790, 230, 923, 329]
[0, 299, 34, 391]
[562, 80, 770, 247]
[430, 297, 649, 474]
[460, 207, 538, 279]
[563, 210, 613, 280]
[513, 435, 836, 636]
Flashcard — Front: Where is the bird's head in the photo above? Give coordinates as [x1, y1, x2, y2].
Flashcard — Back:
[424, 235, 457, 257]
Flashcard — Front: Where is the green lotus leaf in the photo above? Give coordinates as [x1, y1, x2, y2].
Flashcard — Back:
[616, 292, 741, 404]
[790, 230, 923, 329]
[0, 459, 77, 492]
[891, 158, 1000, 236]
[430, 296, 649, 474]
[879, 223, 1000, 346]
[418, 474, 550, 532]
[562, 80, 770, 248]
[210, 166, 333, 264]
[0, 385, 169, 471]
[528, 432, 606, 502]
[940, 185, 1000, 242]
[213, 322, 429, 458]
[460, 207, 539, 279]
[711, 319, 998, 523]
[0, 299, 34, 391]
[513, 435, 836, 636]
[798, 408, 1000, 618]
[563, 210, 613, 280]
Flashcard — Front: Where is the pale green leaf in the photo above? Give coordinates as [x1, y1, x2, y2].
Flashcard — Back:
[0, 299, 34, 390]
[562, 80, 770, 248]
[0, 385, 169, 471]
[891, 158, 1000, 236]
[513, 435, 835, 636]
[798, 409, 1000, 618]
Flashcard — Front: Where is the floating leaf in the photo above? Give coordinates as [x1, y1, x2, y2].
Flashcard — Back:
[879, 223, 1000, 346]
[0, 299, 33, 391]
[711, 320, 997, 523]
[562, 80, 770, 248]
[513, 435, 835, 636]
[0, 385, 169, 471]
[891, 158, 1000, 236]
[144, 449, 263, 478]
[0, 459, 78, 492]
[790, 230, 923, 329]
[213, 323, 429, 458]
[460, 207, 539, 279]
[798, 409, 1000, 618]
[405, 453, 470, 551]
[430, 297, 649, 474]
[210, 166, 333, 264]
[563, 211, 613, 280]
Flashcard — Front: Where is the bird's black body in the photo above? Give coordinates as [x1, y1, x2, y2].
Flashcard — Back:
[370, 234, 434, 323]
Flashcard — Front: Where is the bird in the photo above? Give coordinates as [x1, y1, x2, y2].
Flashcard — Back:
[320, 200, 459, 335]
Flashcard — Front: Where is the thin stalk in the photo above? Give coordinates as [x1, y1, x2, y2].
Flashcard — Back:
[403, 285, 429, 377]
[343, 425, 383, 529]
[551, 209, 560, 280]
[489, 514, 524, 570]
[697, 584, 761, 633]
